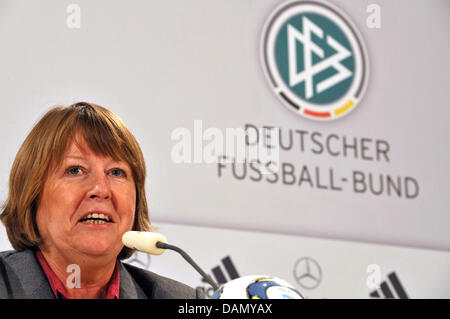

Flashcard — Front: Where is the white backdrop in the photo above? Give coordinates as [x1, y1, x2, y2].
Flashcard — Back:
[0, 0, 449, 297]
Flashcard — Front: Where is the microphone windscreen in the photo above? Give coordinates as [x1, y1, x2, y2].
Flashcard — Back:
[122, 231, 168, 255]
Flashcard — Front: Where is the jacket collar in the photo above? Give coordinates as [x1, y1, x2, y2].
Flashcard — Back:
[4, 249, 54, 298]
[5, 249, 145, 299]
[118, 261, 146, 299]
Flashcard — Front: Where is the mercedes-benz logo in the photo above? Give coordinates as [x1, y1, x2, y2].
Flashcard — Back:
[293, 257, 322, 290]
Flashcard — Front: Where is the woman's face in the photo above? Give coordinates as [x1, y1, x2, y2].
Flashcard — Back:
[36, 136, 136, 259]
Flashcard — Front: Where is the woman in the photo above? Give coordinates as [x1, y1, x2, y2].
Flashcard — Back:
[0, 102, 201, 299]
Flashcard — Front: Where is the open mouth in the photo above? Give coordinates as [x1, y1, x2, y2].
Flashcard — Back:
[79, 213, 112, 225]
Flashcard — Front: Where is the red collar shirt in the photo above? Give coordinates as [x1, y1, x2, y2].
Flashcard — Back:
[35, 249, 120, 299]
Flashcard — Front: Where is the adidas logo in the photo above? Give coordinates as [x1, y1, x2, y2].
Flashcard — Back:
[203, 255, 240, 285]
[369, 272, 409, 299]
[197, 255, 240, 298]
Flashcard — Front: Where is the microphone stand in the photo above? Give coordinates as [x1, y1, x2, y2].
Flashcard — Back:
[156, 242, 220, 291]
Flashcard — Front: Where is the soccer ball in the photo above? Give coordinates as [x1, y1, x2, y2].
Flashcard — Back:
[211, 275, 303, 299]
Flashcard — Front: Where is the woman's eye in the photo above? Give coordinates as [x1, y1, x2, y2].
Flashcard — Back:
[110, 168, 126, 177]
[67, 166, 83, 175]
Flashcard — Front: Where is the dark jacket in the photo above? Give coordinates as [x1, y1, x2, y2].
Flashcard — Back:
[0, 249, 202, 299]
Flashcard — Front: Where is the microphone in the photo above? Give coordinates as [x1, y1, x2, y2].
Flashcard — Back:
[122, 231, 168, 255]
[122, 231, 219, 291]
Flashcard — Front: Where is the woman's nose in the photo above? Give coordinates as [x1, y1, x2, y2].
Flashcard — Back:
[86, 172, 111, 200]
